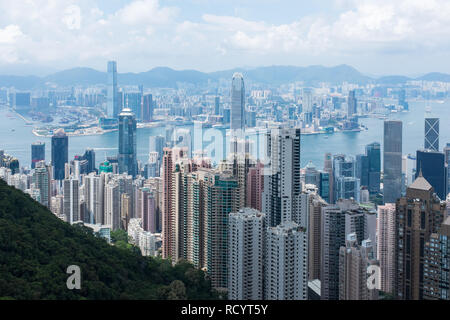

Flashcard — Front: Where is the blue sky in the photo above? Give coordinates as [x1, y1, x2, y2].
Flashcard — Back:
[0, 0, 450, 76]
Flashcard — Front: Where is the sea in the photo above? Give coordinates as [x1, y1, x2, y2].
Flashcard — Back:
[0, 99, 449, 170]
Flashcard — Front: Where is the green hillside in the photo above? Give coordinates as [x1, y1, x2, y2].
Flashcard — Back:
[0, 179, 217, 300]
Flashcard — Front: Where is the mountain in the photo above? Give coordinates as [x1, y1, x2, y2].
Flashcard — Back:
[0, 179, 216, 300]
[416, 72, 450, 82]
[2, 65, 450, 89]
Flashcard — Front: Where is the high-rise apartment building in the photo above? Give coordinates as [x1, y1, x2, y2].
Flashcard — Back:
[228, 208, 265, 300]
[395, 174, 446, 300]
[264, 221, 308, 300]
[339, 233, 379, 300]
[377, 203, 396, 294]
[32, 162, 51, 208]
[63, 178, 79, 224]
[383, 120, 403, 204]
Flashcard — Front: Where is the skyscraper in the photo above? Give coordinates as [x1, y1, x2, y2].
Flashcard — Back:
[377, 203, 396, 294]
[339, 233, 379, 300]
[425, 118, 439, 151]
[383, 120, 402, 204]
[231, 73, 245, 131]
[228, 208, 265, 300]
[395, 174, 446, 300]
[264, 221, 308, 300]
[118, 108, 137, 178]
[262, 128, 301, 227]
[107, 60, 118, 118]
[31, 142, 45, 169]
[366, 142, 381, 194]
[142, 94, 153, 122]
[51, 129, 68, 181]
[63, 177, 79, 224]
[416, 149, 446, 200]
[424, 216, 450, 300]
[347, 90, 357, 118]
[32, 162, 51, 208]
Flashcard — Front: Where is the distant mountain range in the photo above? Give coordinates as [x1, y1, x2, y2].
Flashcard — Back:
[0, 64, 449, 90]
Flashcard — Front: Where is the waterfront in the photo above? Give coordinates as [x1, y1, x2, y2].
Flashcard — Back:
[0, 99, 449, 169]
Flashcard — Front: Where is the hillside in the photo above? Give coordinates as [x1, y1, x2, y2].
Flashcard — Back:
[0, 179, 217, 300]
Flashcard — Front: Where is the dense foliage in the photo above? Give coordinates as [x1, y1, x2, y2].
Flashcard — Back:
[0, 180, 217, 300]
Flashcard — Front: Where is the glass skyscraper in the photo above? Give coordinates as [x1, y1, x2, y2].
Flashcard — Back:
[366, 142, 381, 194]
[51, 129, 68, 181]
[416, 149, 446, 200]
[31, 141, 45, 169]
[118, 108, 137, 177]
[383, 120, 402, 203]
[231, 73, 245, 131]
[424, 118, 439, 151]
[107, 60, 118, 118]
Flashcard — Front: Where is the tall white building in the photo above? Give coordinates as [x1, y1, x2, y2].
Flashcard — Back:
[105, 180, 120, 230]
[84, 173, 103, 224]
[262, 128, 302, 227]
[63, 178, 79, 224]
[264, 221, 308, 300]
[228, 208, 265, 300]
[377, 203, 396, 294]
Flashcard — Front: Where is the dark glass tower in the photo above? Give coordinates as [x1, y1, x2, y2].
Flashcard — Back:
[31, 141, 45, 169]
[51, 129, 68, 180]
[383, 121, 402, 203]
[83, 148, 96, 173]
[107, 60, 118, 118]
[231, 73, 245, 131]
[425, 118, 439, 151]
[416, 149, 446, 200]
[366, 142, 381, 194]
[118, 108, 137, 177]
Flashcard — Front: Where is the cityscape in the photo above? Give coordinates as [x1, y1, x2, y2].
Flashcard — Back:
[0, 0, 450, 307]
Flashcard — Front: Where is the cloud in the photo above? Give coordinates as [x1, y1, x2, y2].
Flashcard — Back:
[1, 0, 450, 74]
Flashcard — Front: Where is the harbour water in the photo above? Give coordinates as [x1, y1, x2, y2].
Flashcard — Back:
[0, 100, 449, 170]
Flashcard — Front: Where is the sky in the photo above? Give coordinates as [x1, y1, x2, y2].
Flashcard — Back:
[1, 0, 450, 76]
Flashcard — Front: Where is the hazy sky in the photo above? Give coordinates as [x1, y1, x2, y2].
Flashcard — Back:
[1, 0, 450, 76]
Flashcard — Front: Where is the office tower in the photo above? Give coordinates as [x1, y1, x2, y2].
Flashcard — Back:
[142, 94, 153, 122]
[31, 142, 45, 169]
[107, 60, 118, 118]
[105, 180, 120, 230]
[84, 173, 103, 224]
[324, 153, 334, 204]
[308, 194, 327, 281]
[82, 148, 96, 174]
[51, 129, 68, 181]
[333, 155, 360, 202]
[424, 217, 450, 300]
[304, 161, 320, 187]
[228, 208, 265, 300]
[32, 162, 51, 208]
[395, 173, 446, 300]
[215, 96, 220, 115]
[173, 128, 192, 157]
[347, 90, 357, 118]
[356, 154, 369, 187]
[425, 118, 439, 151]
[125, 92, 143, 120]
[206, 173, 239, 291]
[264, 221, 308, 300]
[223, 107, 231, 124]
[118, 108, 137, 177]
[339, 234, 379, 300]
[149, 135, 165, 161]
[246, 161, 264, 211]
[377, 203, 396, 294]
[383, 120, 402, 204]
[366, 142, 381, 194]
[231, 73, 245, 131]
[320, 199, 373, 300]
[416, 149, 446, 200]
[262, 128, 301, 227]
[302, 88, 313, 113]
[63, 178, 79, 224]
